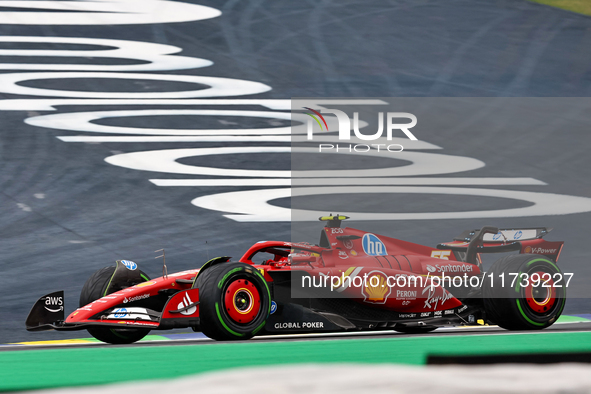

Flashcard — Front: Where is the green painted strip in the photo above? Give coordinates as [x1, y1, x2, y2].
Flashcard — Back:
[139, 335, 172, 342]
[557, 315, 591, 323]
[2, 331, 591, 391]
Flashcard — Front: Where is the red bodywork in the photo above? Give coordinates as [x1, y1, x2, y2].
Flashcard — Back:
[51, 223, 563, 331]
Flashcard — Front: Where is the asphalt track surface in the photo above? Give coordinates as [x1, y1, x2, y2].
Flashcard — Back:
[3, 321, 591, 352]
[2, 0, 591, 346]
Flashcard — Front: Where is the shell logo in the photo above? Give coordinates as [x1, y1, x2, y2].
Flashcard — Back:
[524, 246, 532, 253]
[361, 271, 391, 304]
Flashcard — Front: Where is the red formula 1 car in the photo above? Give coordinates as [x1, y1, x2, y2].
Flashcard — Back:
[26, 215, 567, 343]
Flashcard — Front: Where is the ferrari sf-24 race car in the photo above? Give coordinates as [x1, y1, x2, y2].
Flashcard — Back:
[26, 215, 567, 344]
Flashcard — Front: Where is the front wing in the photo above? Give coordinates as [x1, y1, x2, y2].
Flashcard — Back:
[25, 288, 200, 332]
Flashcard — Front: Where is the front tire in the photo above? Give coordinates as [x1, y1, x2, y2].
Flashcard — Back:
[80, 265, 151, 344]
[483, 254, 566, 330]
[193, 262, 271, 341]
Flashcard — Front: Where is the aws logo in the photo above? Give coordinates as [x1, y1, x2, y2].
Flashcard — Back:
[44, 296, 63, 312]
[362, 233, 387, 256]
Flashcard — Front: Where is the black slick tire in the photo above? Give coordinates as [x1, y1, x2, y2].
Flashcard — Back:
[79, 265, 151, 344]
[193, 262, 271, 341]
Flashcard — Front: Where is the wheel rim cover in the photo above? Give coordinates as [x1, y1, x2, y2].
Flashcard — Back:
[224, 279, 261, 324]
[524, 270, 556, 314]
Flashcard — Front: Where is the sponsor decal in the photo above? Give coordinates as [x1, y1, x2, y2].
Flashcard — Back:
[123, 293, 150, 303]
[399, 313, 416, 318]
[524, 246, 557, 254]
[274, 322, 324, 329]
[113, 308, 128, 318]
[351, 250, 358, 256]
[420, 312, 431, 317]
[338, 250, 349, 260]
[362, 234, 387, 256]
[468, 315, 475, 324]
[444, 309, 455, 315]
[434, 310, 442, 316]
[136, 281, 157, 287]
[121, 260, 137, 270]
[44, 296, 64, 312]
[422, 287, 454, 310]
[107, 307, 151, 320]
[177, 292, 197, 316]
[458, 305, 468, 313]
[270, 301, 277, 315]
[361, 270, 392, 304]
[483, 230, 537, 242]
[343, 239, 354, 249]
[396, 290, 417, 299]
[361, 233, 388, 256]
[430, 264, 473, 273]
[430, 250, 451, 260]
[125, 321, 156, 326]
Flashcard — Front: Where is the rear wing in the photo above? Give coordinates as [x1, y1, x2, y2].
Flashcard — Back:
[438, 227, 564, 263]
[452, 227, 553, 243]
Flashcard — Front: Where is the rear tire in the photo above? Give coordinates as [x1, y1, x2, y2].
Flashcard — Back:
[483, 254, 565, 330]
[193, 262, 271, 341]
[80, 265, 151, 344]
